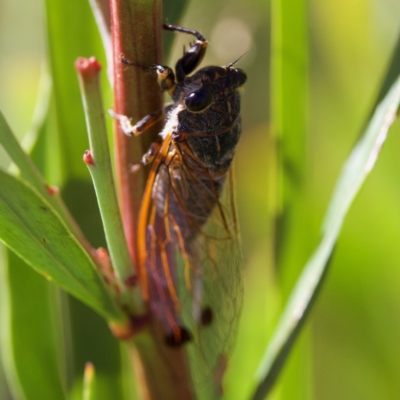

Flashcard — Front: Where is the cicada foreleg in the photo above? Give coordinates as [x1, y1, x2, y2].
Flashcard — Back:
[110, 102, 175, 165]
[109, 106, 165, 137]
[163, 23, 208, 82]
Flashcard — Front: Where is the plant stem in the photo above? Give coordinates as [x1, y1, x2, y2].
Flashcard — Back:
[82, 362, 96, 400]
[76, 57, 144, 316]
[110, 0, 164, 269]
[128, 332, 195, 400]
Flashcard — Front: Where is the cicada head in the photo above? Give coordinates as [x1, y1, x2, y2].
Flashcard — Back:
[171, 66, 247, 170]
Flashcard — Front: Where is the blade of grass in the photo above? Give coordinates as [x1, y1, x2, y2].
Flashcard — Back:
[88, 0, 112, 81]
[370, 33, 400, 112]
[0, 111, 94, 258]
[251, 75, 400, 400]
[270, 0, 310, 395]
[0, 169, 127, 325]
[0, 248, 66, 400]
[271, 0, 308, 212]
[13, 66, 52, 157]
[0, 355, 12, 400]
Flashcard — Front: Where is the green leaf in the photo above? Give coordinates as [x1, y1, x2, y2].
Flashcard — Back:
[0, 110, 96, 256]
[252, 75, 400, 400]
[270, 0, 311, 395]
[0, 247, 66, 400]
[0, 111, 50, 200]
[0, 170, 125, 324]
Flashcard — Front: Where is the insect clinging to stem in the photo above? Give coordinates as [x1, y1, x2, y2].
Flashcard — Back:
[111, 23, 247, 370]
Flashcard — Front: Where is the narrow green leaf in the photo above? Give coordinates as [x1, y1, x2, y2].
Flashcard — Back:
[88, 0, 112, 78]
[0, 170, 126, 324]
[0, 248, 66, 400]
[13, 69, 52, 159]
[0, 356, 12, 400]
[0, 111, 96, 255]
[270, 0, 310, 395]
[271, 0, 308, 185]
[252, 75, 400, 400]
[370, 33, 400, 112]
[0, 111, 49, 199]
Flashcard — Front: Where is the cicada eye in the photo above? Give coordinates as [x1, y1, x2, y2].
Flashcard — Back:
[184, 90, 212, 112]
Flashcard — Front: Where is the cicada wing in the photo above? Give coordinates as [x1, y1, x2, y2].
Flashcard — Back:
[141, 151, 243, 391]
[141, 173, 187, 336]
[174, 166, 244, 386]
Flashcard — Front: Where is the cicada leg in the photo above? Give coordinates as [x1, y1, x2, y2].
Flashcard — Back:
[109, 107, 164, 137]
[163, 23, 208, 82]
[109, 109, 162, 173]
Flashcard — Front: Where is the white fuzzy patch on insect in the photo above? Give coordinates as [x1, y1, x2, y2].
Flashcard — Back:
[160, 104, 184, 139]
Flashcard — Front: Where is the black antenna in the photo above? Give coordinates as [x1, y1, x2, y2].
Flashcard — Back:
[227, 51, 249, 68]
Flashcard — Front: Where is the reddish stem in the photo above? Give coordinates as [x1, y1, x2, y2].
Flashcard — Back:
[110, 0, 163, 269]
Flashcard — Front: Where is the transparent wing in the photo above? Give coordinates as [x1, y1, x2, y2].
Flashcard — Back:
[177, 167, 243, 376]
[138, 135, 243, 392]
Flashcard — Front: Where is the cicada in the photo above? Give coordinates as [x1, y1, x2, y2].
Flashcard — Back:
[112, 23, 246, 383]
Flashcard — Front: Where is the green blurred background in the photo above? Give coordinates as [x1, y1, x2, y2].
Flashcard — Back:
[1, 0, 400, 399]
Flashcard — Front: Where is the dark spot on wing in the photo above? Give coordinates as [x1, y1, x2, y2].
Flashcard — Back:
[164, 326, 192, 347]
[201, 306, 213, 326]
